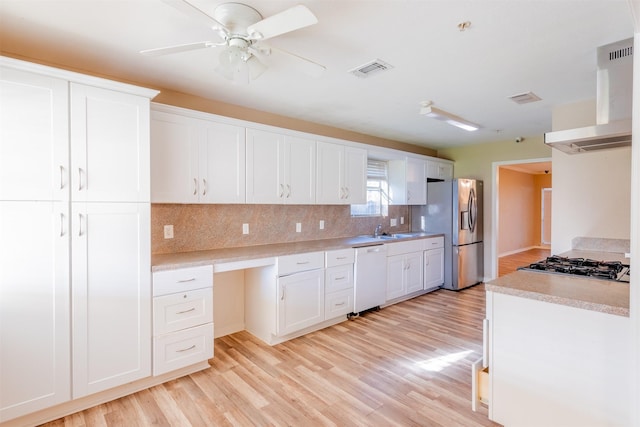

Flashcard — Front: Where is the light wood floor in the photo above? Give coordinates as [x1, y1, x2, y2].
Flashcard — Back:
[42, 285, 500, 427]
[498, 248, 550, 276]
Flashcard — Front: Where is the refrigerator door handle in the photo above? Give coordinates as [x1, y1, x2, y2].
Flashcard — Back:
[468, 188, 477, 232]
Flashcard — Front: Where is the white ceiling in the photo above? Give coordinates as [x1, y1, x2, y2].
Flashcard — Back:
[0, 0, 634, 151]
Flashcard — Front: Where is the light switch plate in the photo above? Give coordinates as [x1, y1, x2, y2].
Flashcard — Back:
[296, 222, 302, 233]
[319, 220, 325, 230]
[390, 218, 397, 227]
[242, 223, 249, 234]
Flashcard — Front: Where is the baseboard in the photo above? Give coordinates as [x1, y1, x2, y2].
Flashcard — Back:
[498, 246, 542, 258]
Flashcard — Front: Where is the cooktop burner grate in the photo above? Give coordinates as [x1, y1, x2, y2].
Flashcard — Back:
[521, 256, 630, 282]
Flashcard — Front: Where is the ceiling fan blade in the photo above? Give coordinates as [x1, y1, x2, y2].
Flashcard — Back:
[268, 45, 326, 78]
[161, 0, 229, 35]
[140, 41, 217, 56]
[247, 5, 317, 41]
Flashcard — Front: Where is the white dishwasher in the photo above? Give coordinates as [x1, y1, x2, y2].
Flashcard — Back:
[352, 244, 388, 316]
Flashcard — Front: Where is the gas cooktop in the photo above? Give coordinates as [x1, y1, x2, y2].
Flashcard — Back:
[519, 255, 630, 283]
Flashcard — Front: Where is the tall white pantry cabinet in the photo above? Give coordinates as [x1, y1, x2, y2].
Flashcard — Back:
[0, 57, 158, 422]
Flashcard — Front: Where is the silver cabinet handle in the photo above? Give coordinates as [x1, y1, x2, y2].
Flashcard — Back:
[335, 302, 346, 307]
[281, 286, 285, 301]
[202, 178, 207, 196]
[176, 307, 196, 315]
[78, 213, 84, 236]
[176, 344, 196, 353]
[59, 165, 65, 190]
[286, 184, 291, 198]
[60, 212, 65, 237]
[177, 278, 196, 283]
[279, 184, 284, 198]
[336, 256, 347, 260]
[77, 168, 84, 191]
[344, 187, 350, 199]
[193, 178, 198, 196]
[335, 276, 346, 280]
[296, 261, 310, 265]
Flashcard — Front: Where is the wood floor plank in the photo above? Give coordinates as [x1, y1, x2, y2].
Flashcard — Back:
[41, 284, 502, 427]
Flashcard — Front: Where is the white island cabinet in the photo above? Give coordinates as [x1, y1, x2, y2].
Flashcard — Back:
[484, 289, 631, 427]
[0, 56, 157, 423]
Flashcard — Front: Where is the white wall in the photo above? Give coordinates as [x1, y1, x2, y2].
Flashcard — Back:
[551, 147, 632, 253]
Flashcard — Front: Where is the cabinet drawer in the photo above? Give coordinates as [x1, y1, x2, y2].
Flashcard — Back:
[154, 287, 213, 335]
[325, 248, 355, 267]
[325, 289, 354, 319]
[425, 236, 444, 249]
[153, 265, 213, 296]
[386, 239, 425, 256]
[278, 251, 324, 276]
[153, 323, 213, 376]
[325, 264, 353, 293]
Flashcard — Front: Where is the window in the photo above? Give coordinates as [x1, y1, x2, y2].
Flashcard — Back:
[351, 160, 389, 217]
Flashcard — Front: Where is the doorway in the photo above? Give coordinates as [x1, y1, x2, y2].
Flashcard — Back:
[490, 158, 552, 280]
[541, 188, 552, 246]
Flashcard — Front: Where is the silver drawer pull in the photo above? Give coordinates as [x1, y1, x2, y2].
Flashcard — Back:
[296, 261, 310, 265]
[177, 278, 196, 283]
[336, 256, 347, 260]
[335, 276, 346, 280]
[176, 344, 196, 353]
[176, 307, 196, 314]
[335, 302, 345, 306]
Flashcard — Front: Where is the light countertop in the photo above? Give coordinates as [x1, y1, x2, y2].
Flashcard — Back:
[151, 232, 442, 272]
[486, 250, 630, 317]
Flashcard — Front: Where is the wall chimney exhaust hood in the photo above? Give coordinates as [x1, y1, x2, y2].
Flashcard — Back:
[545, 38, 633, 154]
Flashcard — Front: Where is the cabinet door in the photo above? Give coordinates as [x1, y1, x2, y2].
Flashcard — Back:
[343, 146, 367, 204]
[200, 121, 246, 203]
[405, 252, 424, 294]
[277, 270, 324, 336]
[316, 142, 344, 204]
[386, 254, 405, 301]
[71, 84, 150, 202]
[425, 247, 445, 289]
[406, 158, 427, 205]
[284, 136, 316, 204]
[246, 129, 283, 204]
[0, 67, 69, 201]
[71, 202, 151, 398]
[150, 111, 200, 203]
[0, 201, 71, 421]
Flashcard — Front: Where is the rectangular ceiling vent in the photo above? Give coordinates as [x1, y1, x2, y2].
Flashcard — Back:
[508, 91, 542, 105]
[349, 59, 394, 78]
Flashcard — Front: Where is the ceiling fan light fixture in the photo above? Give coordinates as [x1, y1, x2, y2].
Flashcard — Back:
[215, 45, 266, 83]
[419, 101, 480, 132]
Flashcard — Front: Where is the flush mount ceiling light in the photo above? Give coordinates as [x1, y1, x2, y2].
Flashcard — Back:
[419, 101, 480, 131]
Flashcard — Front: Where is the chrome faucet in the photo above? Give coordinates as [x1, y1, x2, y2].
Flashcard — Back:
[374, 224, 383, 237]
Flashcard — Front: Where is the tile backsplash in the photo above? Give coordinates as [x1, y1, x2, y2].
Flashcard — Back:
[152, 204, 410, 254]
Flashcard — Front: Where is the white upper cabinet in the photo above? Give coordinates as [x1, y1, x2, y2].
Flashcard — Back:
[388, 157, 427, 205]
[151, 107, 246, 204]
[246, 128, 316, 204]
[426, 160, 454, 181]
[316, 142, 367, 204]
[70, 84, 151, 203]
[0, 67, 69, 201]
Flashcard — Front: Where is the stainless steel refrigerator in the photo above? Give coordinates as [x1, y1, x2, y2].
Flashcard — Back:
[411, 178, 483, 290]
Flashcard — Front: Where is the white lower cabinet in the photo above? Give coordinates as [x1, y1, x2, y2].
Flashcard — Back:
[71, 202, 151, 398]
[152, 266, 214, 376]
[424, 236, 445, 290]
[0, 201, 71, 422]
[385, 240, 424, 302]
[277, 252, 325, 336]
[325, 248, 355, 319]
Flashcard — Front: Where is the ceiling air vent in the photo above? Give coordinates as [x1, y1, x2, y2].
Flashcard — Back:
[349, 59, 394, 78]
[508, 91, 542, 104]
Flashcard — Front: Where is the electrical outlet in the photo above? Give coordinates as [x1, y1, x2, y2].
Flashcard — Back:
[242, 223, 249, 235]
[319, 220, 325, 230]
[400, 216, 405, 225]
[390, 218, 397, 227]
[163, 225, 174, 239]
[296, 222, 302, 233]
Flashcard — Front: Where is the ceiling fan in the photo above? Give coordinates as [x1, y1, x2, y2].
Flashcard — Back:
[141, 0, 325, 83]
